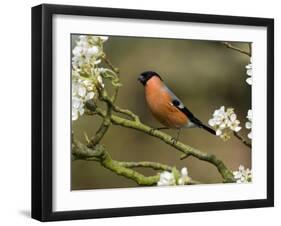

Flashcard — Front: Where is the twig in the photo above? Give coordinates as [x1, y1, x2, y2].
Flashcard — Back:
[180, 153, 192, 160]
[113, 105, 140, 122]
[233, 131, 252, 148]
[86, 103, 235, 183]
[222, 42, 251, 57]
[99, 95, 140, 122]
[103, 55, 120, 102]
[103, 55, 119, 74]
[87, 56, 120, 147]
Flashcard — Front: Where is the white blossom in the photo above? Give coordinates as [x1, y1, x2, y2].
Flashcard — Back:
[85, 46, 99, 58]
[208, 106, 227, 127]
[245, 109, 252, 139]
[233, 165, 252, 183]
[157, 171, 176, 186]
[72, 77, 96, 121]
[99, 36, 109, 42]
[71, 35, 108, 121]
[178, 167, 189, 185]
[208, 106, 241, 139]
[86, 92, 95, 100]
[72, 97, 83, 120]
[227, 113, 242, 132]
[245, 58, 252, 85]
[157, 167, 190, 186]
[72, 35, 104, 70]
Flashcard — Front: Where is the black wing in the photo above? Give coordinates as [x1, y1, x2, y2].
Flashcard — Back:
[164, 84, 215, 135]
[172, 99, 202, 126]
[172, 99, 216, 135]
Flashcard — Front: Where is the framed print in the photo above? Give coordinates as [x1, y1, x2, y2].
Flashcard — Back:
[31, 4, 274, 221]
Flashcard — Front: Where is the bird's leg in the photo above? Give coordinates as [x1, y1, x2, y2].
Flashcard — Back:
[171, 129, 181, 144]
[149, 127, 169, 135]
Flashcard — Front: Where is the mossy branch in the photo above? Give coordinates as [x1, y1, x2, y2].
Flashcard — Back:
[87, 94, 112, 147]
[119, 161, 173, 171]
[72, 139, 198, 185]
[86, 102, 235, 183]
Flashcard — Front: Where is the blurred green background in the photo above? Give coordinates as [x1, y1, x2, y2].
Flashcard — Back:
[71, 35, 251, 190]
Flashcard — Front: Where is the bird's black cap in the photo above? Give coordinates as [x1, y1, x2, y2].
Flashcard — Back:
[138, 71, 162, 85]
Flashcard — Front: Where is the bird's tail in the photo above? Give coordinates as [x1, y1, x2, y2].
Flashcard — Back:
[200, 124, 216, 135]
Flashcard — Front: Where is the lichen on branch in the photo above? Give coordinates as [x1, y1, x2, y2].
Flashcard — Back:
[72, 139, 198, 186]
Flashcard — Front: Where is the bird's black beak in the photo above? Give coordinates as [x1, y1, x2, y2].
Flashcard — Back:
[138, 75, 146, 85]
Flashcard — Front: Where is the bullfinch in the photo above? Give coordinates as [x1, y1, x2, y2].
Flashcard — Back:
[138, 71, 216, 141]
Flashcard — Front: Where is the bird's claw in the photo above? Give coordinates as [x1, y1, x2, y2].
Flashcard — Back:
[171, 137, 178, 145]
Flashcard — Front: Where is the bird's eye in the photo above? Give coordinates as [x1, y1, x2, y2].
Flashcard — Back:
[172, 99, 180, 106]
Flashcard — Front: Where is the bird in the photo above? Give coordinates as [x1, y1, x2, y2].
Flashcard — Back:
[138, 71, 216, 142]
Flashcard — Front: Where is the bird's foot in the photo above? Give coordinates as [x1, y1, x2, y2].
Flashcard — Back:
[171, 137, 178, 145]
[171, 129, 181, 145]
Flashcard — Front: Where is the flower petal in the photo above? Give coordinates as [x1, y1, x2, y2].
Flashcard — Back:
[181, 167, 188, 177]
[216, 129, 222, 136]
[248, 132, 252, 139]
[245, 122, 252, 129]
[246, 77, 252, 85]
[78, 85, 86, 97]
[234, 126, 242, 132]
[208, 119, 215, 126]
[230, 113, 237, 122]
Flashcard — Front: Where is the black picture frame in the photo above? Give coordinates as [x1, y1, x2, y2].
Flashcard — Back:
[32, 3, 274, 222]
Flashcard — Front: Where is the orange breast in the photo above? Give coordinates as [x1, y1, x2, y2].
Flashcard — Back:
[145, 77, 188, 129]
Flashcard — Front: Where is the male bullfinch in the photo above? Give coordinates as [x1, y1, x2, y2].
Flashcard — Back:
[138, 71, 216, 141]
